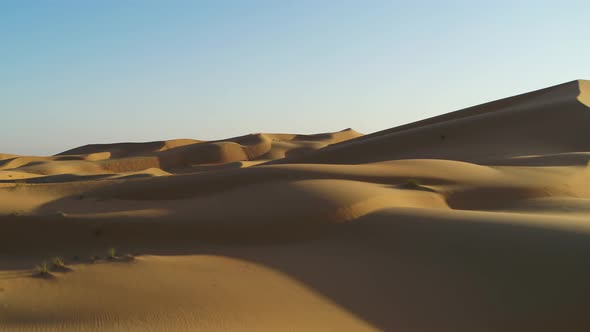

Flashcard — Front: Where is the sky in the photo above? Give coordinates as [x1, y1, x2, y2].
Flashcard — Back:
[2, 0, 590, 155]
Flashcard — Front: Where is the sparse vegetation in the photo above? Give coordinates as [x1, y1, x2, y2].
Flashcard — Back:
[107, 247, 117, 260]
[33, 261, 51, 278]
[52, 257, 66, 269]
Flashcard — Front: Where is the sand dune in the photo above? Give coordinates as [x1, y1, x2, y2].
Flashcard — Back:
[2, 81, 590, 331]
[272, 80, 590, 165]
[48, 128, 364, 174]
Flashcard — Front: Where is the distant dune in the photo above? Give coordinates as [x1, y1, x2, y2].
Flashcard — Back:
[2, 81, 590, 331]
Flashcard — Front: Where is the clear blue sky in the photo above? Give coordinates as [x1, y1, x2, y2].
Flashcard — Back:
[2, 1, 589, 155]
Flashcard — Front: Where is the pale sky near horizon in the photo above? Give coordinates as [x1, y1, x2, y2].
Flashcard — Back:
[2, 1, 590, 155]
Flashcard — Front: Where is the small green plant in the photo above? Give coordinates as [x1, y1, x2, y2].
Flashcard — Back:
[52, 257, 66, 269]
[34, 261, 51, 277]
[50, 256, 72, 272]
[107, 247, 117, 260]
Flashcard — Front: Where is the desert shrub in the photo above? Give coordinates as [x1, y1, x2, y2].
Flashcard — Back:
[33, 261, 51, 277]
[107, 247, 117, 260]
[52, 257, 66, 269]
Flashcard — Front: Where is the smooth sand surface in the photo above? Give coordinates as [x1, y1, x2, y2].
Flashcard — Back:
[2, 81, 590, 331]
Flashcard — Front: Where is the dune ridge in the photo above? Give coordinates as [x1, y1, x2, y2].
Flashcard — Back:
[271, 80, 590, 165]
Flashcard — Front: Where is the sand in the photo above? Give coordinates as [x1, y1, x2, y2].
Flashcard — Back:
[2, 81, 590, 331]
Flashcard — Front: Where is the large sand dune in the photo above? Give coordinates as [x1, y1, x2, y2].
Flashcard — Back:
[2, 81, 590, 331]
[272, 80, 590, 165]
